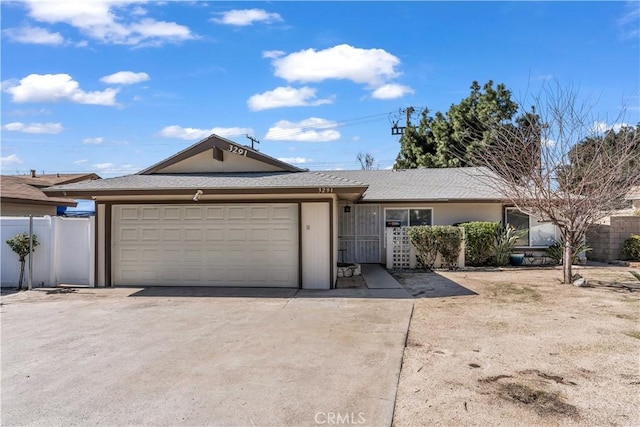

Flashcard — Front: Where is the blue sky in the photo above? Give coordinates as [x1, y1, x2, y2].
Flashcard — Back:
[1, 1, 639, 177]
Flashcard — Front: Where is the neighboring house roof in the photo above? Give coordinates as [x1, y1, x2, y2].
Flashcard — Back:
[627, 186, 640, 200]
[1, 173, 101, 207]
[44, 172, 368, 197]
[324, 167, 505, 202]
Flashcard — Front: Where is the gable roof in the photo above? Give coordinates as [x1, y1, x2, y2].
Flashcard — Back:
[139, 134, 304, 174]
[323, 167, 506, 202]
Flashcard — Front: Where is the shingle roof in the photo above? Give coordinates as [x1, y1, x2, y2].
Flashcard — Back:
[627, 186, 640, 200]
[1, 176, 79, 206]
[44, 172, 367, 196]
[43, 167, 506, 202]
[321, 167, 505, 201]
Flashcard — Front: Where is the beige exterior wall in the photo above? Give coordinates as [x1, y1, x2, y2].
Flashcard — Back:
[587, 216, 640, 262]
[158, 149, 284, 173]
[0, 203, 56, 216]
[376, 202, 504, 265]
[96, 203, 106, 287]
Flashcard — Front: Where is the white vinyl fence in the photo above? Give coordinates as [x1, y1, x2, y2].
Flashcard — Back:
[1, 216, 94, 288]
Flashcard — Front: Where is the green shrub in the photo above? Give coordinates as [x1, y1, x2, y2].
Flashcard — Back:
[407, 225, 463, 270]
[545, 239, 592, 265]
[436, 226, 464, 268]
[621, 234, 640, 260]
[406, 226, 439, 269]
[459, 221, 500, 266]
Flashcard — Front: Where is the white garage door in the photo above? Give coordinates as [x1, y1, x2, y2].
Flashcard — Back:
[112, 204, 298, 287]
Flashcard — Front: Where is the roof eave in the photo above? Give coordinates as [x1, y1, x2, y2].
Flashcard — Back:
[44, 186, 368, 198]
[0, 196, 77, 207]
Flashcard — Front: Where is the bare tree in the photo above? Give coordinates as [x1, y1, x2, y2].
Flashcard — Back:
[471, 82, 639, 283]
[357, 152, 377, 170]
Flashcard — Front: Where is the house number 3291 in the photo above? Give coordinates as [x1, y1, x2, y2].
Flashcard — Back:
[318, 187, 334, 193]
[228, 144, 247, 156]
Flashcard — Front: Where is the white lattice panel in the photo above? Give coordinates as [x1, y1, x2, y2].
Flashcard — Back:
[387, 227, 411, 269]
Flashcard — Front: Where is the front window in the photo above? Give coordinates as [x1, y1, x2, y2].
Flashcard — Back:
[505, 208, 556, 247]
[385, 208, 432, 227]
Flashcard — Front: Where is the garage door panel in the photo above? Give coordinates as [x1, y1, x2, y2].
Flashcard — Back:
[163, 228, 181, 241]
[250, 206, 269, 220]
[206, 228, 224, 241]
[184, 228, 202, 241]
[119, 207, 139, 220]
[141, 228, 159, 241]
[205, 207, 224, 220]
[227, 207, 247, 220]
[113, 203, 299, 287]
[162, 207, 181, 220]
[141, 207, 160, 220]
[272, 205, 296, 220]
[119, 228, 138, 241]
[272, 226, 295, 241]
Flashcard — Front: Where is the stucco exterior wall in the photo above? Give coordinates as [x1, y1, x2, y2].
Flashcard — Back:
[377, 202, 504, 265]
[587, 216, 640, 262]
[0, 203, 56, 216]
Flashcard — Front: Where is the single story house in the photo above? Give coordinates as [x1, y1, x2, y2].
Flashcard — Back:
[1, 171, 100, 216]
[45, 134, 557, 289]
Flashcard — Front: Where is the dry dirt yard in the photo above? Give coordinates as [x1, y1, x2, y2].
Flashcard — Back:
[392, 265, 640, 427]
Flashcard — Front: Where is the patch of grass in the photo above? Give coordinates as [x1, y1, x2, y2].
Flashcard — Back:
[623, 330, 640, 340]
[496, 382, 579, 418]
[489, 283, 542, 302]
[479, 374, 513, 383]
[614, 313, 638, 320]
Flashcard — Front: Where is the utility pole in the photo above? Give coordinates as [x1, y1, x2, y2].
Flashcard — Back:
[246, 135, 260, 150]
[391, 106, 415, 136]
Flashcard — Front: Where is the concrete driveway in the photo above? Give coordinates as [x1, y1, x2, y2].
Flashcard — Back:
[1, 287, 413, 426]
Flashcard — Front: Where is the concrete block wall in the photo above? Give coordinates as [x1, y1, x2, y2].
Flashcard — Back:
[587, 216, 640, 262]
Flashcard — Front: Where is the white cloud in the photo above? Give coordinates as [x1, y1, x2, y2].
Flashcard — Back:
[618, 3, 640, 40]
[1, 154, 23, 167]
[591, 121, 629, 134]
[2, 122, 64, 134]
[270, 44, 401, 87]
[262, 50, 285, 59]
[83, 137, 104, 144]
[371, 83, 414, 99]
[277, 157, 312, 164]
[3, 26, 64, 45]
[213, 9, 283, 26]
[92, 162, 138, 174]
[247, 86, 333, 111]
[100, 71, 149, 85]
[73, 159, 87, 164]
[3, 74, 119, 106]
[265, 118, 340, 142]
[159, 125, 254, 140]
[24, 0, 194, 46]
